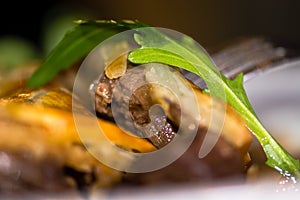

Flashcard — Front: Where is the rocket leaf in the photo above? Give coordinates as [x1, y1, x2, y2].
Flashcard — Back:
[128, 27, 300, 181]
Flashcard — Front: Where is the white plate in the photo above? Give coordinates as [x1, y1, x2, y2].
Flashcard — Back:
[244, 58, 300, 155]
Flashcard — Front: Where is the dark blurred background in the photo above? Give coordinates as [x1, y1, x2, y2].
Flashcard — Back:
[1, 0, 300, 59]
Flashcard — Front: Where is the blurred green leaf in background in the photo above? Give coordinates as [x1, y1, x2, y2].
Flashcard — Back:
[0, 36, 38, 71]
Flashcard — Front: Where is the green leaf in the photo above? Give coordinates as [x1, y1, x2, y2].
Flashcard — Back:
[128, 27, 300, 180]
[27, 20, 147, 88]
